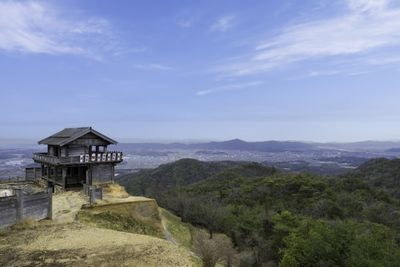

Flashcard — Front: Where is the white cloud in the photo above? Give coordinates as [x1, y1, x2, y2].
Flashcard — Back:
[0, 1, 116, 59]
[215, 0, 400, 76]
[133, 63, 174, 71]
[196, 81, 263, 96]
[308, 70, 343, 77]
[210, 15, 235, 32]
[347, 0, 390, 13]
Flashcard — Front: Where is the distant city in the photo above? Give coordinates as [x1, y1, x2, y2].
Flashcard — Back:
[1, 139, 400, 179]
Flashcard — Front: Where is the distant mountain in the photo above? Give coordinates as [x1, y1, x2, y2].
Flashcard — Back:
[318, 141, 400, 152]
[386, 148, 400, 153]
[116, 139, 400, 154]
[117, 139, 317, 153]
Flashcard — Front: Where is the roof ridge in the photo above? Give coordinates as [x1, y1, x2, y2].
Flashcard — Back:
[38, 127, 117, 146]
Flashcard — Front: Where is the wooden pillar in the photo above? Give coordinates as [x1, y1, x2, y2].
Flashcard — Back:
[112, 164, 115, 182]
[62, 167, 67, 188]
[53, 166, 57, 183]
[47, 165, 50, 181]
[47, 186, 53, 219]
[86, 166, 91, 185]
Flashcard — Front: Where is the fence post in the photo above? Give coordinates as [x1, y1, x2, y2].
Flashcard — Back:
[47, 187, 53, 220]
[90, 187, 96, 204]
[15, 189, 23, 221]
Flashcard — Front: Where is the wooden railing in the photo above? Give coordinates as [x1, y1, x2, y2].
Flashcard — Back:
[33, 152, 123, 165]
[32, 153, 60, 164]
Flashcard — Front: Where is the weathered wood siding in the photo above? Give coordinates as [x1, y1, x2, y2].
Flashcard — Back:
[22, 193, 51, 220]
[0, 196, 18, 227]
[91, 164, 113, 184]
[0, 190, 52, 229]
[70, 133, 109, 146]
[25, 167, 42, 180]
[67, 145, 86, 156]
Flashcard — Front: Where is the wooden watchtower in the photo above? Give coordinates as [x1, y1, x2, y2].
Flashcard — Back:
[32, 127, 122, 189]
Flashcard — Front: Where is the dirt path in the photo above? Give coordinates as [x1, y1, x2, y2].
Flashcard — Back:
[52, 191, 87, 223]
[161, 218, 178, 245]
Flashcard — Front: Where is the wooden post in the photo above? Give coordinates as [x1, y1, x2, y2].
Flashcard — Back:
[62, 167, 67, 188]
[47, 165, 50, 181]
[112, 164, 115, 182]
[47, 186, 53, 220]
[86, 167, 90, 185]
[15, 189, 23, 221]
[90, 187, 96, 205]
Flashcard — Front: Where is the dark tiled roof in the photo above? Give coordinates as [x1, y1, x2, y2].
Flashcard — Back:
[38, 127, 117, 146]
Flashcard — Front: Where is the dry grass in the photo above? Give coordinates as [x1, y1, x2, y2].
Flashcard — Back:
[102, 183, 130, 198]
[77, 210, 164, 238]
[10, 218, 40, 230]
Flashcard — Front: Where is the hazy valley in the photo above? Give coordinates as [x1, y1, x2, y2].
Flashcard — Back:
[2, 139, 400, 180]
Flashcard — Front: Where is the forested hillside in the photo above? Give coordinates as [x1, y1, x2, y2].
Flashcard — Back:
[347, 158, 400, 197]
[117, 158, 400, 266]
[117, 159, 266, 196]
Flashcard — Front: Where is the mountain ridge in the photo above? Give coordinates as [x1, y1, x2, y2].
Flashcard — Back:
[116, 139, 400, 153]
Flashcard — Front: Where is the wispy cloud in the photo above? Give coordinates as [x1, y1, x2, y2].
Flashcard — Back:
[0, 1, 117, 59]
[366, 56, 400, 65]
[133, 63, 174, 71]
[215, 0, 400, 76]
[174, 9, 199, 29]
[113, 46, 147, 56]
[209, 15, 235, 32]
[196, 81, 263, 96]
[175, 19, 193, 28]
[308, 70, 343, 77]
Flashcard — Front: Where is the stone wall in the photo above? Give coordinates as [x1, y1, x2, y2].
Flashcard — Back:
[0, 189, 52, 229]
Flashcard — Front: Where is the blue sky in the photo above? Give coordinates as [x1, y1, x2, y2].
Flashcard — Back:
[1, 0, 400, 142]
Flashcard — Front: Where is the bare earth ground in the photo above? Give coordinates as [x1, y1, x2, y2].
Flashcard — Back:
[0, 222, 195, 267]
[52, 191, 88, 223]
[0, 184, 197, 267]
